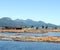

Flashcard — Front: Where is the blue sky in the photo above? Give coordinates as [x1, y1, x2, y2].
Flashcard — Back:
[0, 0, 60, 25]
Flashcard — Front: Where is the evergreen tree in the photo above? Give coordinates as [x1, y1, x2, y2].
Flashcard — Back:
[42, 26, 44, 29]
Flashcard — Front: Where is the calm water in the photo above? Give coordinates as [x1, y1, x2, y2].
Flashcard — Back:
[0, 32, 60, 50]
[0, 41, 60, 50]
[0, 32, 60, 36]
[17, 32, 60, 36]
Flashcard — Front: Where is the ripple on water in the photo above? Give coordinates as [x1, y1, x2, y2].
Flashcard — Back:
[0, 41, 60, 50]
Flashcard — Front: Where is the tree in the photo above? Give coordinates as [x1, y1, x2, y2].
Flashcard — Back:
[45, 26, 48, 29]
[31, 25, 34, 28]
[36, 27, 38, 29]
[42, 26, 44, 29]
[54, 27, 57, 29]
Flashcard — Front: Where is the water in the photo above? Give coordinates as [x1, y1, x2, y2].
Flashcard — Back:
[0, 41, 60, 50]
[17, 32, 60, 36]
[0, 32, 60, 50]
[0, 32, 17, 35]
[0, 32, 60, 36]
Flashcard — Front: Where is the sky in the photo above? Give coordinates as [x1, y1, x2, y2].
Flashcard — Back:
[0, 0, 60, 25]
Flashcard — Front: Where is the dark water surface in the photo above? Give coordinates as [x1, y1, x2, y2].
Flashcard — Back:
[0, 41, 60, 50]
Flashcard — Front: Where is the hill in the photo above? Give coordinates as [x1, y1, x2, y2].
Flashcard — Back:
[0, 17, 58, 28]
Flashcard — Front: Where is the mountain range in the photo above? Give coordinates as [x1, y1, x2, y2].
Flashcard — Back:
[0, 17, 59, 28]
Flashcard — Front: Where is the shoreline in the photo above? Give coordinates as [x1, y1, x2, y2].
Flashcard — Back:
[0, 29, 60, 33]
[0, 29, 60, 42]
[0, 34, 60, 42]
[11, 36, 60, 42]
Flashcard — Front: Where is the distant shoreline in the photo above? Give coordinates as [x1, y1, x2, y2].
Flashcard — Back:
[0, 29, 60, 33]
[0, 34, 60, 42]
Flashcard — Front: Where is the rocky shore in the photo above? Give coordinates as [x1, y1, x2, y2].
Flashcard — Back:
[0, 34, 60, 42]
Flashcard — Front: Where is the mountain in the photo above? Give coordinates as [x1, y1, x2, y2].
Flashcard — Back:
[0, 17, 16, 27]
[0, 17, 58, 28]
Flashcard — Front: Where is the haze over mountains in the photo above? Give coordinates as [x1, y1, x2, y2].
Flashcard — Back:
[0, 17, 58, 28]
